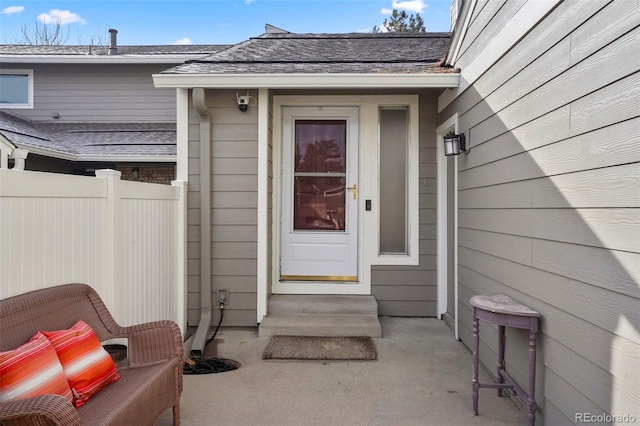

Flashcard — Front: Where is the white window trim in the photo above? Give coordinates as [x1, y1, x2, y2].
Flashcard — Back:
[0, 69, 34, 109]
[374, 101, 420, 266]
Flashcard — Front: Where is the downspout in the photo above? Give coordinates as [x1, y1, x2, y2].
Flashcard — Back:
[190, 88, 212, 358]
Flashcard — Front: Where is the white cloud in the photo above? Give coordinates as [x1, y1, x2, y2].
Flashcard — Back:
[37, 9, 86, 25]
[245, 0, 255, 4]
[1, 5, 24, 15]
[173, 37, 193, 45]
[381, 8, 393, 15]
[391, 0, 427, 14]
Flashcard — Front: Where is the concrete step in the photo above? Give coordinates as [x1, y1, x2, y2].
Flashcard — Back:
[258, 314, 382, 338]
[259, 295, 382, 338]
[267, 295, 379, 316]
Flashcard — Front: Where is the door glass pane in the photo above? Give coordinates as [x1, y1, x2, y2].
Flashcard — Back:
[295, 120, 346, 173]
[293, 119, 348, 232]
[379, 107, 408, 254]
[294, 177, 346, 230]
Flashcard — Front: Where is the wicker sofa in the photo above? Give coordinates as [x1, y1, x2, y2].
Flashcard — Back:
[0, 283, 183, 425]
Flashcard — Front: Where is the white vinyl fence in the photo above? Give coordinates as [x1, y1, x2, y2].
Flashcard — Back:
[0, 169, 187, 332]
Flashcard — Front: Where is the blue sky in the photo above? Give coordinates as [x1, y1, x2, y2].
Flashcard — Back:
[0, 0, 454, 45]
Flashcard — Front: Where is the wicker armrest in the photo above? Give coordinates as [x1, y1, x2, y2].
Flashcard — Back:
[0, 394, 81, 426]
[116, 320, 184, 366]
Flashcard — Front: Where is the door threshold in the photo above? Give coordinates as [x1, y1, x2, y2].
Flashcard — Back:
[280, 275, 358, 282]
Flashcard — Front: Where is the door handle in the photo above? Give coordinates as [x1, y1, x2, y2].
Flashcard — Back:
[346, 184, 357, 200]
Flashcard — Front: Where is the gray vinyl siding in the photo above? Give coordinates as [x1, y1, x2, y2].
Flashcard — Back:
[372, 89, 441, 317]
[187, 89, 259, 327]
[6, 63, 176, 123]
[441, 1, 639, 424]
[187, 88, 444, 325]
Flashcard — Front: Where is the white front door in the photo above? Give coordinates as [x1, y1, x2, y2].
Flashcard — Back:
[280, 107, 359, 284]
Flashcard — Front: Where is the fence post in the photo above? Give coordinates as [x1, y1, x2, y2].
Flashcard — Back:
[10, 149, 29, 171]
[172, 179, 188, 334]
[95, 169, 123, 322]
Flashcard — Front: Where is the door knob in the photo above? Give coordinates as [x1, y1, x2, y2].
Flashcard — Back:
[346, 184, 357, 200]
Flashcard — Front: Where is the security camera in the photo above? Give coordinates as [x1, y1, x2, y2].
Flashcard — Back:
[237, 93, 250, 112]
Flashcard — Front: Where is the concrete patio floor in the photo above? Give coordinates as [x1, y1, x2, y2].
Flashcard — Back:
[156, 317, 526, 426]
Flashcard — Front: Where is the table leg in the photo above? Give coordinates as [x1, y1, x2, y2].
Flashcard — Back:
[527, 328, 538, 426]
[497, 325, 505, 396]
[472, 309, 480, 415]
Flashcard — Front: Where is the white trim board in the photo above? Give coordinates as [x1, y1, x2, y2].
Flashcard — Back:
[175, 88, 189, 181]
[438, 0, 561, 112]
[256, 88, 270, 322]
[446, 0, 477, 66]
[436, 113, 460, 340]
[269, 95, 420, 298]
[154, 73, 460, 89]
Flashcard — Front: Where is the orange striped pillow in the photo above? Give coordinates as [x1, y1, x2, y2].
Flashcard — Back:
[42, 320, 120, 408]
[0, 332, 74, 404]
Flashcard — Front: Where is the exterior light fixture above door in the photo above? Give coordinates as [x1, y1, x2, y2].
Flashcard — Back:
[443, 132, 469, 156]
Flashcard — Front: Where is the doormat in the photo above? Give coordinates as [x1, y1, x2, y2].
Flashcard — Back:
[262, 336, 377, 361]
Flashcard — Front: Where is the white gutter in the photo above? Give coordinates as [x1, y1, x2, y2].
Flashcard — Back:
[153, 73, 460, 89]
[0, 55, 207, 64]
[256, 88, 269, 323]
[189, 87, 212, 358]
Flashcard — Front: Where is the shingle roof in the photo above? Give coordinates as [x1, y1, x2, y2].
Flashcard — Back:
[0, 44, 231, 64]
[0, 112, 175, 158]
[163, 32, 452, 75]
[0, 44, 229, 56]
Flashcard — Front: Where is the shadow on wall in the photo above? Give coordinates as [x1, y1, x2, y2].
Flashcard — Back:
[450, 80, 639, 423]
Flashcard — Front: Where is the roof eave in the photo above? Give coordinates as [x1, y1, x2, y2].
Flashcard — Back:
[12, 143, 176, 162]
[0, 55, 206, 64]
[152, 72, 460, 89]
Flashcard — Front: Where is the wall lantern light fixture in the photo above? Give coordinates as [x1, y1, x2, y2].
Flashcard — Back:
[443, 132, 469, 156]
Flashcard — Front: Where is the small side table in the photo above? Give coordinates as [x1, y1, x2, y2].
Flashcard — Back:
[470, 293, 540, 426]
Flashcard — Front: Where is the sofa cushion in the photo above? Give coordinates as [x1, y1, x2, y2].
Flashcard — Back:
[42, 320, 120, 407]
[77, 359, 181, 425]
[0, 332, 74, 403]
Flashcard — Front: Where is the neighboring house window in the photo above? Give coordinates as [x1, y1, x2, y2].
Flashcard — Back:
[0, 70, 34, 109]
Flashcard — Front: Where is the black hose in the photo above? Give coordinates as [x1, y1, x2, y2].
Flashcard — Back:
[183, 304, 241, 375]
[204, 304, 224, 347]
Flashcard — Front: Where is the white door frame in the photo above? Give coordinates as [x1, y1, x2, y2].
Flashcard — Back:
[436, 113, 460, 339]
[269, 95, 419, 299]
[279, 106, 360, 284]
[273, 97, 368, 295]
